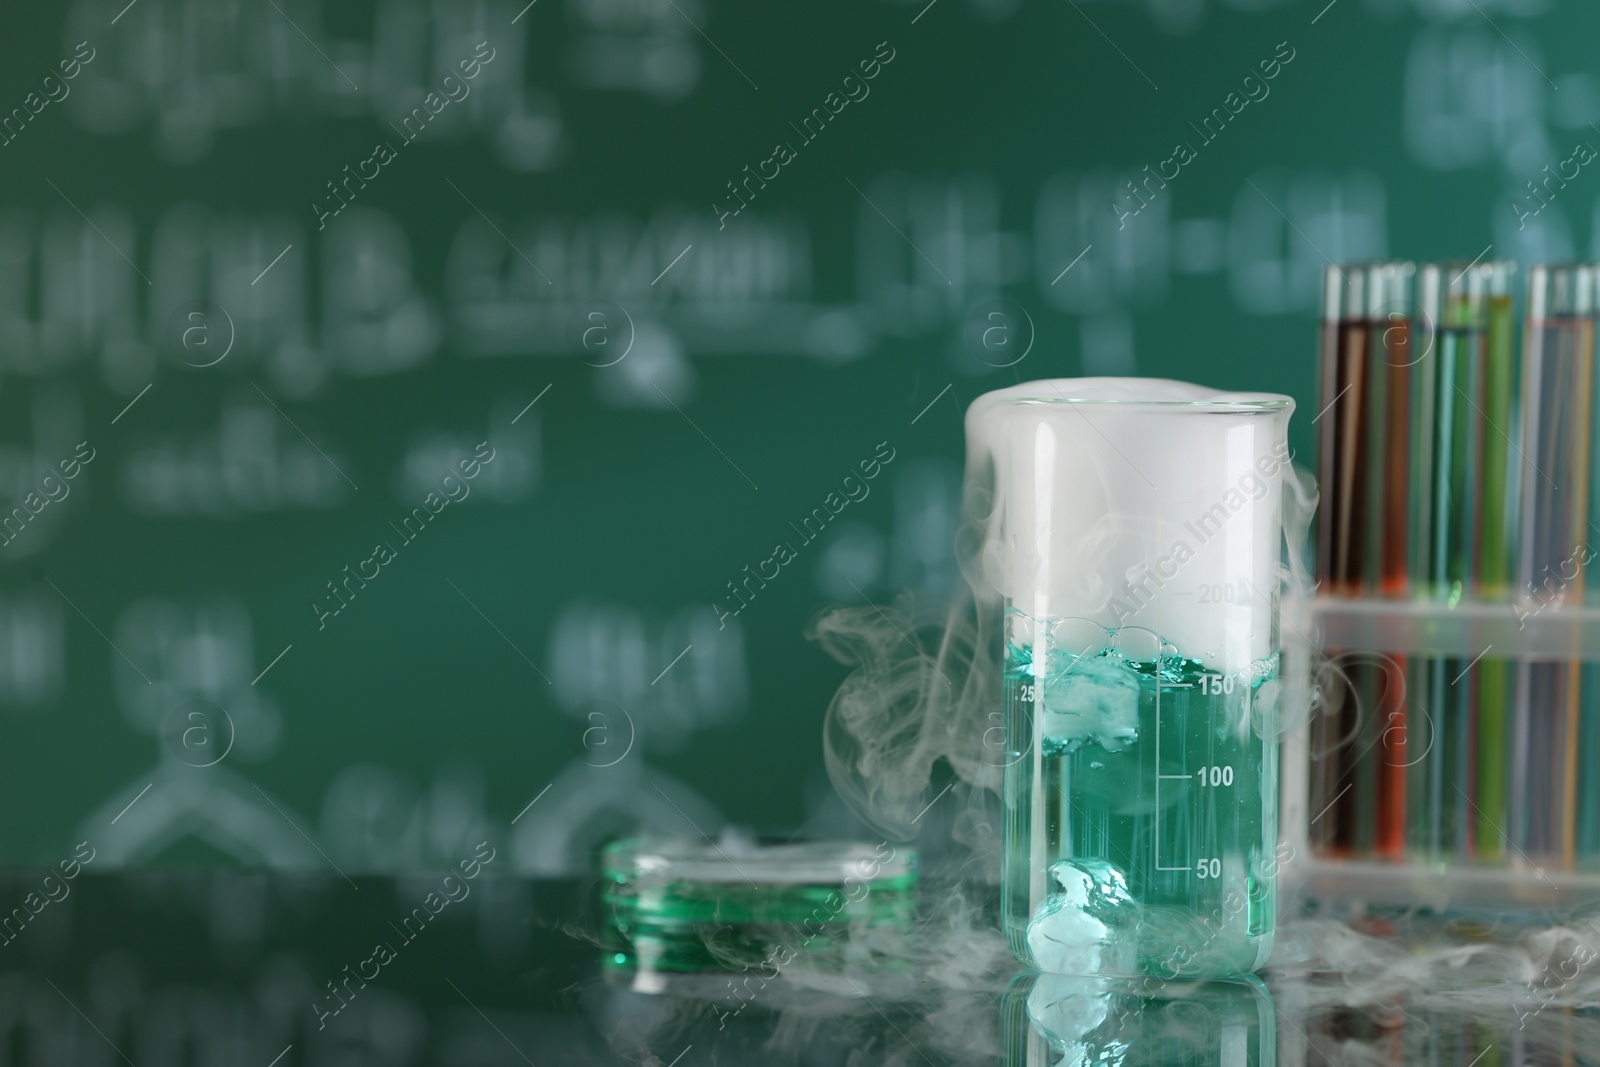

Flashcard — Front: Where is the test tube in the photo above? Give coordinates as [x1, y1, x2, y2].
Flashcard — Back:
[1312, 265, 1364, 858]
[1366, 263, 1414, 858]
[971, 378, 1293, 977]
[1368, 262, 1417, 599]
[1414, 262, 1490, 859]
[1312, 265, 1364, 857]
[1512, 264, 1595, 864]
[1586, 467, 1600, 864]
[1418, 262, 1489, 606]
[1476, 262, 1517, 862]
[1316, 266, 1372, 597]
[1313, 263, 1414, 858]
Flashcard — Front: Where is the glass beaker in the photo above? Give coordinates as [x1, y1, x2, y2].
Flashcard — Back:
[965, 378, 1294, 976]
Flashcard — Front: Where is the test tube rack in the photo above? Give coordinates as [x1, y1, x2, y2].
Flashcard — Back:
[1290, 259, 1600, 915]
[1282, 597, 1600, 912]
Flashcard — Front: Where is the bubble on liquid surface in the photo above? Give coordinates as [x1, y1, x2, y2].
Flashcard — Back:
[1108, 625, 1167, 663]
[1041, 656, 1140, 754]
[1007, 613, 1106, 668]
[1026, 859, 1138, 974]
[1048, 616, 1109, 660]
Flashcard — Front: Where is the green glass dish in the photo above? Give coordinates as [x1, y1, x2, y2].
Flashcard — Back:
[601, 837, 917, 981]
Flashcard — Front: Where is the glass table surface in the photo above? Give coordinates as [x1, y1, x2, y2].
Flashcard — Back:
[0, 869, 1593, 1066]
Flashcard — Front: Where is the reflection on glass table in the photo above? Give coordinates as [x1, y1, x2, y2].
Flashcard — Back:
[1001, 972, 1275, 1066]
[0, 870, 1594, 1065]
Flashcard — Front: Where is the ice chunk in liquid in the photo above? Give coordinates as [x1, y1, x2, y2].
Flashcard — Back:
[1026, 858, 1138, 974]
[1041, 655, 1140, 755]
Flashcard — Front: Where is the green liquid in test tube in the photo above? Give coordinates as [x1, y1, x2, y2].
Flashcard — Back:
[1477, 263, 1516, 863]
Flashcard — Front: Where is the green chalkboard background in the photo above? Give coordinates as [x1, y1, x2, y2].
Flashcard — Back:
[0, 0, 1586, 870]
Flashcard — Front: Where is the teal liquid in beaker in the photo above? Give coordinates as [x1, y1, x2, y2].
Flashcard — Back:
[1001, 618, 1279, 977]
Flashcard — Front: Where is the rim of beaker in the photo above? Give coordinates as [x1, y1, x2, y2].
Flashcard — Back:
[967, 377, 1293, 413]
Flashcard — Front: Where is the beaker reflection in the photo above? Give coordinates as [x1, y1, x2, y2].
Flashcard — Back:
[1001, 971, 1276, 1066]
